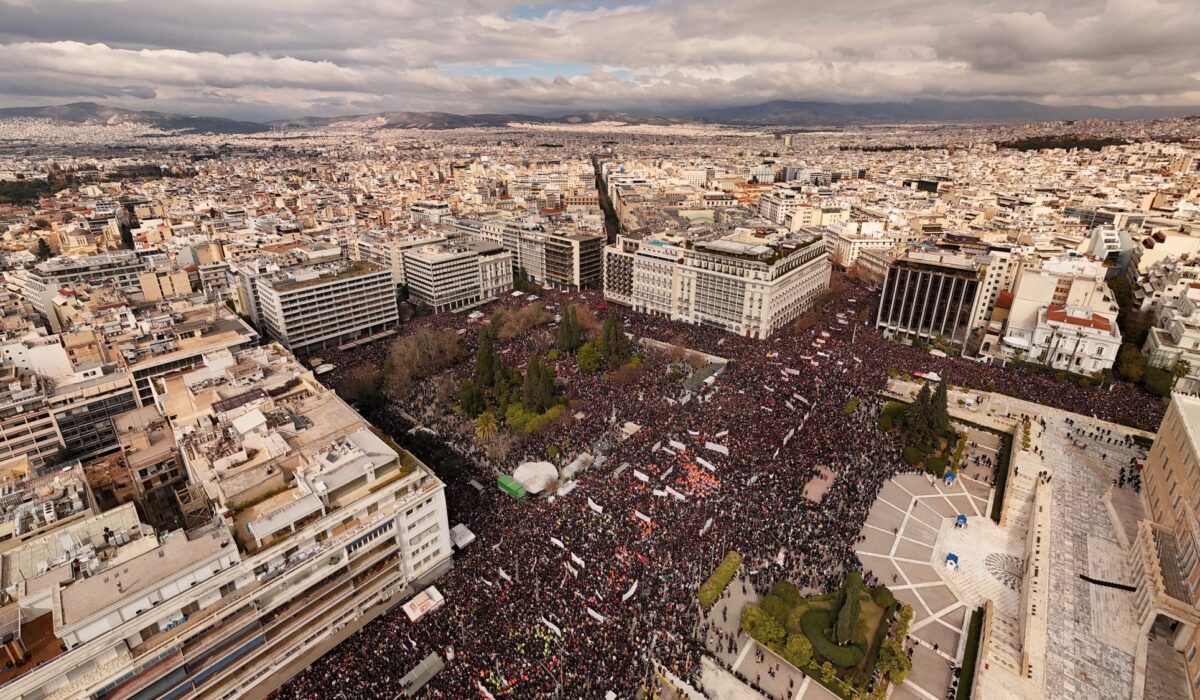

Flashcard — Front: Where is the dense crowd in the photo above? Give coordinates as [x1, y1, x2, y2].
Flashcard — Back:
[276, 273, 1165, 699]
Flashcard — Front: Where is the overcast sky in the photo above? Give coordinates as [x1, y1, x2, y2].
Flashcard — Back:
[0, 0, 1197, 120]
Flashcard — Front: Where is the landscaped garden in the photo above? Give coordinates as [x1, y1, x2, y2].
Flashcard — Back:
[880, 378, 963, 477]
[742, 572, 912, 700]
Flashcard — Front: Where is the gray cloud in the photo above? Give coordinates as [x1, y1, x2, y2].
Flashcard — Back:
[0, 0, 1196, 120]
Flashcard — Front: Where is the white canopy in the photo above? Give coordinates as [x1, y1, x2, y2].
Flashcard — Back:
[513, 461, 558, 494]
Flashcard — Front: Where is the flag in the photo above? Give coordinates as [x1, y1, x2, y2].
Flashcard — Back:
[477, 680, 497, 700]
[586, 607, 607, 623]
[700, 517, 713, 535]
[587, 497, 604, 514]
[551, 537, 565, 549]
[498, 568, 512, 582]
[571, 552, 586, 568]
[622, 580, 639, 602]
[541, 617, 563, 637]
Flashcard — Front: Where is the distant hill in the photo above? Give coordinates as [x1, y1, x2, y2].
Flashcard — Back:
[268, 109, 696, 129]
[684, 99, 1200, 126]
[0, 102, 271, 134]
[4, 99, 1199, 133]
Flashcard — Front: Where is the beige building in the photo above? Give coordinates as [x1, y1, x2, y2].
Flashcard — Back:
[1134, 393, 1200, 698]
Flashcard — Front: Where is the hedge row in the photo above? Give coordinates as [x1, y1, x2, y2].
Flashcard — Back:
[698, 550, 743, 609]
[800, 609, 865, 668]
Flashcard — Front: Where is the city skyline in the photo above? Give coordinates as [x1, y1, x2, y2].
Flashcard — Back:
[1, 0, 1198, 120]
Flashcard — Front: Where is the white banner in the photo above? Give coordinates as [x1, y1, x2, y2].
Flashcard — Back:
[696, 456, 716, 472]
[586, 607, 607, 623]
[634, 510, 652, 523]
[665, 486, 686, 501]
[783, 428, 795, 446]
[652, 441, 662, 452]
[700, 517, 713, 535]
[660, 466, 674, 480]
[477, 680, 497, 700]
[541, 616, 563, 637]
[571, 552, 586, 568]
[705, 442, 729, 455]
[653, 489, 668, 497]
[714, 430, 728, 438]
[565, 562, 578, 577]
[633, 470, 649, 483]
[551, 537, 565, 549]
[669, 439, 686, 451]
[498, 568, 512, 582]
[587, 497, 604, 514]
[622, 580, 639, 602]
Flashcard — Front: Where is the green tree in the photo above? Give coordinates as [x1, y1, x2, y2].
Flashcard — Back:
[475, 325, 499, 388]
[34, 238, 53, 261]
[760, 595, 791, 627]
[931, 380, 950, 434]
[835, 583, 861, 645]
[1116, 344, 1146, 383]
[820, 661, 837, 685]
[1145, 366, 1174, 397]
[458, 380, 486, 417]
[597, 316, 630, 368]
[33, 218, 49, 229]
[782, 633, 813, 668]
[577, 341, 601, 373]
[904, 384, 936, 452]
[1174, 359, 1192, 382]
[878, 638, 911, 685]
[522, 356, 556, 413]
[741, 605, 785, 648]
[557, 304, 583, 353]
[475, 411, 498, 441]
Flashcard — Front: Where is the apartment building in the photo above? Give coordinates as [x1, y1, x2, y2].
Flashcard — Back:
[449, 218, 604, 291]
[1144, 288, 1200, 392]
[352, 230, 446, 293]
[603, 229, 830, 339]
[256, 261, 398, 355]
[0, 345, 453, 700]
[403, 242, 513, 313]
[0, 367, 61, 469]
[115, 308, 259, 407]
[12, 251, 146, 317]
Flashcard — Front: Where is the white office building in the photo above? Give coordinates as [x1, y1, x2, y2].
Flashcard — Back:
[603, 230, 830, 338]
[256, 261, 398, 355]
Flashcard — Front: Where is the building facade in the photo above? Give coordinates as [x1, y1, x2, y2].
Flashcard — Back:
[876, 251, 986, 348]
[604, 231, 830, 338]
[256, 261, 398, 355]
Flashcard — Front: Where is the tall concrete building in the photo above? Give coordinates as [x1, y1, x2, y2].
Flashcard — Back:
[0, 345, 453, 700]
[1133, 393, 1200, 699]
[402, 242, 513, 313]
[603, 229, 830, 338]
[256, 260, 398, 355]
[876, 250, 986, 348]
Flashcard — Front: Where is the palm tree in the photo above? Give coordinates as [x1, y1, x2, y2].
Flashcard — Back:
[1174, 359, 1193, 385]
[475, 411, 498, 442]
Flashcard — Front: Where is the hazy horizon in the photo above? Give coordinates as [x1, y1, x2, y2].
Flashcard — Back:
[1, 0, 1198, 121]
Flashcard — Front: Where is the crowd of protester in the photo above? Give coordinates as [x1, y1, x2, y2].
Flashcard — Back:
[275, 272, 1165, 699]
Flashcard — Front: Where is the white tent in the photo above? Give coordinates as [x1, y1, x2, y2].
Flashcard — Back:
[513, 461, 558, 494]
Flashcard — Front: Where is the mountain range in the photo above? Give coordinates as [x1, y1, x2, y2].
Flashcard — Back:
[2, 99, 1198, 134]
